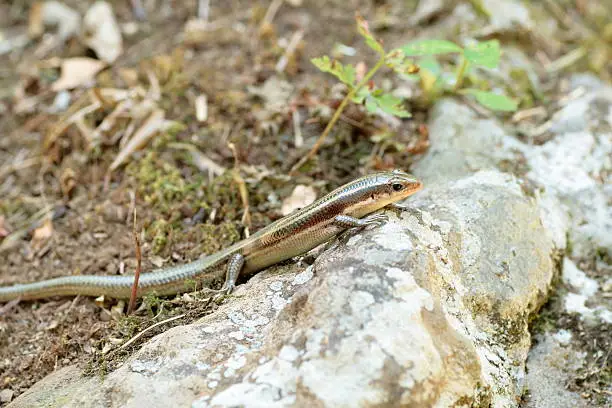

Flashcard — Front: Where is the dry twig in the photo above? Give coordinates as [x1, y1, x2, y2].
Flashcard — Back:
[275, 29, 304, 73]
[289, 56, 387, 175]
[228, 143, 251, 233]
[119, 313, 186, 350]
[168, 142, 225, 179]
[127, 208, 141, 315]
[109, 108, 165, 171]
[261, 0, 283, 29]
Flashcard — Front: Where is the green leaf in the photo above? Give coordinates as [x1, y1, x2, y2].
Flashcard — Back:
[311, 56, 356, 87]
[365, 96, 378, 113]
[419, 56, 442, 76]
[351, 87, 370, 104]
[366, 93, 411, 118]
[462, 89, 518, 112]
[340, 64, 356, 87]
[401, 40, 462, 57]
[463, 40, 500, 69]
[356, 15, 385, 55]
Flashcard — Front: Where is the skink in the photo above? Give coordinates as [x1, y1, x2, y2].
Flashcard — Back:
[0, 170, 422, 301]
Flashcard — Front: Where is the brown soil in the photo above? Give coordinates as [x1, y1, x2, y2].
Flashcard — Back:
[0, 0, 427, 402]
[0, 0, 610, 405]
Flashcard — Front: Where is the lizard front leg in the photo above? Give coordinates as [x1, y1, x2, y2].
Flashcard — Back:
[333, 213, 388, 229]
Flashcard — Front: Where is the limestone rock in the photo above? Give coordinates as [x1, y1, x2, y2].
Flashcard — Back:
[412, 99, 521, 185]
[523, 333, 589, 408]
[9, 171, 556, 408]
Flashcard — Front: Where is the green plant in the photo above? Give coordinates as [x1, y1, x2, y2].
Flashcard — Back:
[289, 15, 413, 174]
[401, 39, 517, 111]
[290, 14, 517, 174]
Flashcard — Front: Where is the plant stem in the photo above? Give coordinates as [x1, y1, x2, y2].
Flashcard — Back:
[453, 56, 469, 92]
[128, 209, 141, 315]
[289, 55, 387, 176]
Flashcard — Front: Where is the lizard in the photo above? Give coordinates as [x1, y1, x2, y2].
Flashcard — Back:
[0, 170, 422, 301]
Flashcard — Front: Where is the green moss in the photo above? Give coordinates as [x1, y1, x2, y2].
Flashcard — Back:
[130, 152, 187, 210]
[148, 219, 171, 254]
[529, 292, 563, 335]
[141, 291, 166, 317]
[97, 359, 108, 380]
[0, 197, 23, 216]
[153, 121, 187, 150]
[115, 315, 141, 340]
[467, 0, 491, 18]
[192, 222, 241, 257]
[509, 68, 538, 108]
[565, 232, 573, 256]
[182, 278, 198, 293]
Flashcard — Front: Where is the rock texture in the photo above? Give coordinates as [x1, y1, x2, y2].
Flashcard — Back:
[10, 171, 556, 408]
[416, 74, 612, 407]
[520, 76, 612, 407]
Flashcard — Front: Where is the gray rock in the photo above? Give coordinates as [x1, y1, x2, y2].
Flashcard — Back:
[516, 75, 611, 407]
[412, 99, 519, 184]
[9, 171, 557, 408]
[523, 333, 589, 408]
[410, 0, 446, 25]
[480, 0, 533, 33]
[0, 389, 14, 403]
[412, 80, 611, 408]
[415, 78, 611, 262]
[523, 78, 612, 259]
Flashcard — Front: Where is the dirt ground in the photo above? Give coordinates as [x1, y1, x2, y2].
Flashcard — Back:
[0, 0, 429, 400]
[0, 0, 610, 405]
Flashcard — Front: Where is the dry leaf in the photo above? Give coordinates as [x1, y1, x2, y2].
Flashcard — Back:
[168, 142, 225, 176]
[29, 1, 81, 40]
[83, 1, 123, 63]
[118, 68, 139, 87]
[51, 57, 106, 91]
[60, 167, 77, 198]
[149, 255, 165, 268]
[409, 0, 445, 25]
[247, 76, 294, 113]
[281, 185, 316, 216]
[195, 94, 208, 122]
[31, 218, 53, 252]
[110, 300, 125, 320]
[0, 216, 10, 239]
[109, 108, 165, 171]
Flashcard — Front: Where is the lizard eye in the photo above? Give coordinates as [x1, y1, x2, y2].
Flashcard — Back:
[392, 183, 404, 192]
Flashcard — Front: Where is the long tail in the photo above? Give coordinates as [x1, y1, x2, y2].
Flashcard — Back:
[0, 254, 229, 301]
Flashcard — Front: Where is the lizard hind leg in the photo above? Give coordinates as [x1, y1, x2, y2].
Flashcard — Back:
[219, 253, 245, 295]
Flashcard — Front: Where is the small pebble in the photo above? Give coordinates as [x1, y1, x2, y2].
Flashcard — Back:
[0, 389, 14, 403]
[99, 309, 112, 322]
[51, 90, 71, 112]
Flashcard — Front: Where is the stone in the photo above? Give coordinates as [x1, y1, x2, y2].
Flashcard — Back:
[523, 334, 589, 408]
[411, 99, 519, 184]
[480, 0, 533, 33]
[522, 77, 612, 259]
[1, 389, 14, 403]
[9, 171, 557, 407]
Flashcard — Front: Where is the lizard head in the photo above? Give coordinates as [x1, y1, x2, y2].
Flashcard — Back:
[340, 169, 423, 218]
[372, 169, 423, 206]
